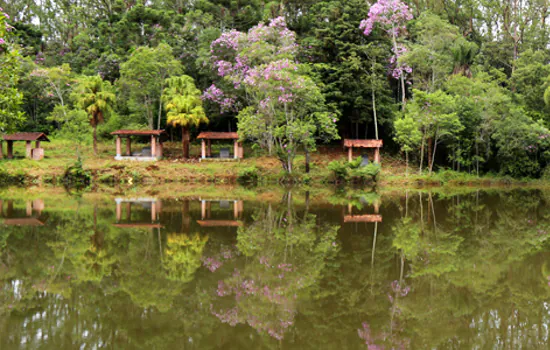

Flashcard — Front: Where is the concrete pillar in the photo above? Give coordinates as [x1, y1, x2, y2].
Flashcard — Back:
[201, 200, 206, 220]
[348, 147, 353, 162]
[151, 201, 157, 222]
[116, 136, 122, 157]
[157, 141, 163, 158]
[234, 140, 238, 159]
[35, 141, 41, 149]
[7, 141, 13, 159]
[26, 201, 33, 217]
[233, 201, 239, 219]
[116, 202, 122, 222]
[26, 141, 32, 158]
[374, 147, 381, 164]
[151, 136, 156, 158]
[207, 140, 212, 157]
[201, 140, 206, 159]
[126, 137, 132, 156]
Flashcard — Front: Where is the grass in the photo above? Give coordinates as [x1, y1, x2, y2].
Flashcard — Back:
[1, 138, 549, 189]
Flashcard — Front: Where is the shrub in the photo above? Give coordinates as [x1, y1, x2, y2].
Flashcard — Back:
[63, 159, 91, 187]
[238, 166, 260, 184]
[328, 157, 380, 184]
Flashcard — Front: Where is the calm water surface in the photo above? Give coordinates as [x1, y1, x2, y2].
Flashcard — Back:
[1, 187, 550, 349]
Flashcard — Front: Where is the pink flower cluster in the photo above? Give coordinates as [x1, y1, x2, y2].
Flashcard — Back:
[359, 0, 413, 36]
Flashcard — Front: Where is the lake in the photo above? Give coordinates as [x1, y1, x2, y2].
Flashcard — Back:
[0, 186, 549, 349]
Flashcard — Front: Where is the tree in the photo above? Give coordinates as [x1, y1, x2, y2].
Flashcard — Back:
[0, 9, 25, 137]
[162, 75, 208, 158]
[394, 114, 421, 175]
[72, 75, 115, 155]
[118, 43, 181, 129]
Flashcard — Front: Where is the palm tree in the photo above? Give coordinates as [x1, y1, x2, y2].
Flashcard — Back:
[451, 40, 478, 78]
[162, 75, 208, 158]
[73, 75, 115, 155]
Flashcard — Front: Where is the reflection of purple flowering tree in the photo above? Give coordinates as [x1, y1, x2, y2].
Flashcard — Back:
[360, 0, 413, 108]
[206, 200, 339, 340]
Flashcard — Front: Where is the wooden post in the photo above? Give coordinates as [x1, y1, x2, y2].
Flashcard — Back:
[0, 141, 3, 159]
[116, 202, 122, 222]
[201, 200, 206, 220]
[348, 147, 353, 162]
[234, 140, 238, 159]
[207, 140, 212, 157]
[151, 135, 156, 158]
[374, 147, 381, 164]
[126, 137, 132, 156]
[201, 140, 206, 159]
[7, 141, 13, 159]
[26, 141, 32, 158]
[116, 136, 122, 157]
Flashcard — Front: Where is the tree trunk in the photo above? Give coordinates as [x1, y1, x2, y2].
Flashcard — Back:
[427, 137, 433, 172]
[93, 124, 98, 156]
[305, 146, 310, 174]
[372, 87, 379, 140]
[405, 151, 409, 176]
[429, 140, 438, 175]
[419, 132, 426, 174]
[182, 126, 190, 158]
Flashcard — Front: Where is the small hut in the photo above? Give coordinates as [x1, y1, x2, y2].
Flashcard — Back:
[111, 130, 166, 161]
[113, 197, 163, 228]
[197, 132, 243, 160]
[197, 199, 244, 227]
[0, 199, 47, 226]
[343, 139, 383, 164]
[2, 132, 50, 160]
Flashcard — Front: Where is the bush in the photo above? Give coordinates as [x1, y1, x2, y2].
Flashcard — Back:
[63, 159, 91, 187]
[328, 157, 380, 184]
[237, 166, 260, 184]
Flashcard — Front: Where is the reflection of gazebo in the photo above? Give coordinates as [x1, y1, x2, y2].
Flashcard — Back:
[0, 199, 47, 226]
[197, 199, 244, 227]
[111, 130, 166, 161]
[114, 198, 163, 228]
[344, 139, 382, 163]
[2, 132, 50, 160]
[343, 201, 382, 223]
[197, 132, 243, 160]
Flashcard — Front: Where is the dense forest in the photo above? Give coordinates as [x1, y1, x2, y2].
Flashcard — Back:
[2, 0, 550, 177]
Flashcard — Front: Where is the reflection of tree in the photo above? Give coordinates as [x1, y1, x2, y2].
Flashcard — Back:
[163, 233, 208, 282]
[208, 195, 339, 341]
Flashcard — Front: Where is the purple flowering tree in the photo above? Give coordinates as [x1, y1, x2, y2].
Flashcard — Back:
[360, 0, 413, 108]
[205, 17, 339, 173]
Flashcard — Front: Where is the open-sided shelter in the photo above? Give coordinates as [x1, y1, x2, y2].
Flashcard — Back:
[197, 198, 244, 227]
[111, 130, 166, 161]
[197, 132, 243, 160]
[343, 139, 383, 163]
[2, 132, 50, 160]
[113, 197, 163, 228]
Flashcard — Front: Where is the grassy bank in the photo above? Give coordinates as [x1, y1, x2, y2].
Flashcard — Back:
[0, 139, 547, 188]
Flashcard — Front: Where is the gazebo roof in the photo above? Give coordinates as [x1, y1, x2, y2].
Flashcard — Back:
[197, 132, 239, 140]
[344, 139, 383, 148]
[111, 130, 166, 136]
[4, 132, 50, 142]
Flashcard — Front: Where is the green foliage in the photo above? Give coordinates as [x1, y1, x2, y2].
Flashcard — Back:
[328, 156, 380, 184]
[237, 165, 260, 184]
[63, 158, 91, 187]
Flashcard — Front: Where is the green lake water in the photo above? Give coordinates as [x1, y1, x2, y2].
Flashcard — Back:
[0, 187, 550, 349]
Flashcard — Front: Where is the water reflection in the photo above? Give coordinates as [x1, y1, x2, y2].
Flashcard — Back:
[0, 188, 549, 349]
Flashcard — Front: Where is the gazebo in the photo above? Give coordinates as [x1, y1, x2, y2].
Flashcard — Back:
[113, 197, 163, 228]
[0, 199, 47, 226]
[197, 198, 244, 227]
[197, 132, 243, 160]
[343, 201, 382, 223]
[2, 132, 50, 160]
[111, 130, 166, 161]
[344, 139, 383, 163]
